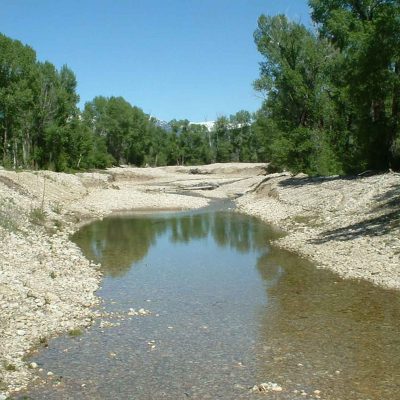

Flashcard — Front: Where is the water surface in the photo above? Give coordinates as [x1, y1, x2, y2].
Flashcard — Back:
[19, 208, 400, 399]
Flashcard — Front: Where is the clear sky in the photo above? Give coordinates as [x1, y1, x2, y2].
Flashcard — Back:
[0, 0, 311, 122]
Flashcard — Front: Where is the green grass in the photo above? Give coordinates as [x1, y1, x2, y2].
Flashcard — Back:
[29, 207, 46, 225]
[0, 198, 18, 231]
[4, 363, 16, 372]
[68, 328, 83, 337]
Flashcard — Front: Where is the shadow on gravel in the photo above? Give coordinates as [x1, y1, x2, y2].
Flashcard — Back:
[277, 174, 369, 188]
[311, 184, 400, 243]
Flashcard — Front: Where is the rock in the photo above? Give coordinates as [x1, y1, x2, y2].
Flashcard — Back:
[251, 382, 283, 393]
[16, 330, 26, 336]
[30, 362, 38, 369]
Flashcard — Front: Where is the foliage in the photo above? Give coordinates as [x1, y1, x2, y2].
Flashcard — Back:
[252, 3, 400, 175]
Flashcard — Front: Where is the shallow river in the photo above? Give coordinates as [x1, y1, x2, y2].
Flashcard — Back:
[18, 205, 400, 399]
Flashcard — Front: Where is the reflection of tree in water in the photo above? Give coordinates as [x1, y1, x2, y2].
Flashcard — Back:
[212, 213, 278, 252]
[255, 246, 400, 399]
[72, 211, 282, 278]
[72, 217, 169, 277]
[168, 213, 211, 243]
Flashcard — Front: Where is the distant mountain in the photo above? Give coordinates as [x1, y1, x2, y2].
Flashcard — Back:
[152, 118, 216, 133]
[153, 119, 172, 132]
[189, 121, 216, 131]
[153, 119, 249, 133]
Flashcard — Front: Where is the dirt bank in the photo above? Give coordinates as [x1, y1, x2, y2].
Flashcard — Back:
[0, 163, 399, 395]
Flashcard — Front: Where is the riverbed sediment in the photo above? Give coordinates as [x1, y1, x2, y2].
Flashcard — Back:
[0, 163, 399, 395]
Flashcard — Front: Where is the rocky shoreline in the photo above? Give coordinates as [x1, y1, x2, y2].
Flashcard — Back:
[237, 171, 400, 290]
[0, 163, 399, 396]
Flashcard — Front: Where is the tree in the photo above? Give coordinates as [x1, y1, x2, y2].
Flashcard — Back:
[310, 0, 400, 170]
[253, 14, 342, 174]
[0, 34, 37, 168]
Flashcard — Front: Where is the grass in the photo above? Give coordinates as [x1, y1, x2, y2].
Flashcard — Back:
[68, 328, 83, 337]
[4, 363, 16, 372]
[29, 207, 46, 225]
[53, 219, 63, 229]
[0, 198, 19, 232]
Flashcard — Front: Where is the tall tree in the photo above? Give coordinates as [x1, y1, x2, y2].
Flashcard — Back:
[253, 14, 342, 174]
[310, 0, 400, 169]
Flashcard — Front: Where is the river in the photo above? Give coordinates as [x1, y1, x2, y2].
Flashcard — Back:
[17, 205, 400, 399]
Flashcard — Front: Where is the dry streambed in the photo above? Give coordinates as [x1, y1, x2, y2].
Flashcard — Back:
[0, 163, 399, 397]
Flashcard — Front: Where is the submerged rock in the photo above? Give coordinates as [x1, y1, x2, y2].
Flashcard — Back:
[250, 382, 283, 394]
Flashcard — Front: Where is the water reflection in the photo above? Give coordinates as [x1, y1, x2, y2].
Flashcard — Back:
[72, 211, 281, 277]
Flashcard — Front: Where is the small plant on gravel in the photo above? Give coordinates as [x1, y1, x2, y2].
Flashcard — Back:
[53, 219, 63, 229]
[4, 363, 16, 371]
[49, 271, 57, 279]
[68, 328, 83, 337]
[0, 198, 19, 232]
[29, 207, 46, 225]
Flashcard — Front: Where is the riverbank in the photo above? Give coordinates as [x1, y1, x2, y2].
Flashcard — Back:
[0, 163, 399, 395]
[237, 171, 400, 290]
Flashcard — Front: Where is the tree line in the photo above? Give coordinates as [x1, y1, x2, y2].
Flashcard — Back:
[0, 32, 263, 171]
[1, 0, 399, 174]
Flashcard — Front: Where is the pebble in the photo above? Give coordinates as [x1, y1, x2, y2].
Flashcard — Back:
[251, 382, 283, 393]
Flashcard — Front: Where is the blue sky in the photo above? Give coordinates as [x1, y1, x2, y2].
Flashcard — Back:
[0, 0, 311, 122]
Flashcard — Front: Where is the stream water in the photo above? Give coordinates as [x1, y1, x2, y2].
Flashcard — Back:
[17, 206, 400, 399]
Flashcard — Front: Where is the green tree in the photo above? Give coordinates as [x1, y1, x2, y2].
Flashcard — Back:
[253, 14, 342, 174]
[310, 0, 400, 170]
[0, 34, 37, 168]
[213, 116, 232, 162]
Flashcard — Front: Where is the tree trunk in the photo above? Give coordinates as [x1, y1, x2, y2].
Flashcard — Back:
[13, 140, 18, 169]
[3, 127, 7, 165]
[390, 62, 400, 166]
